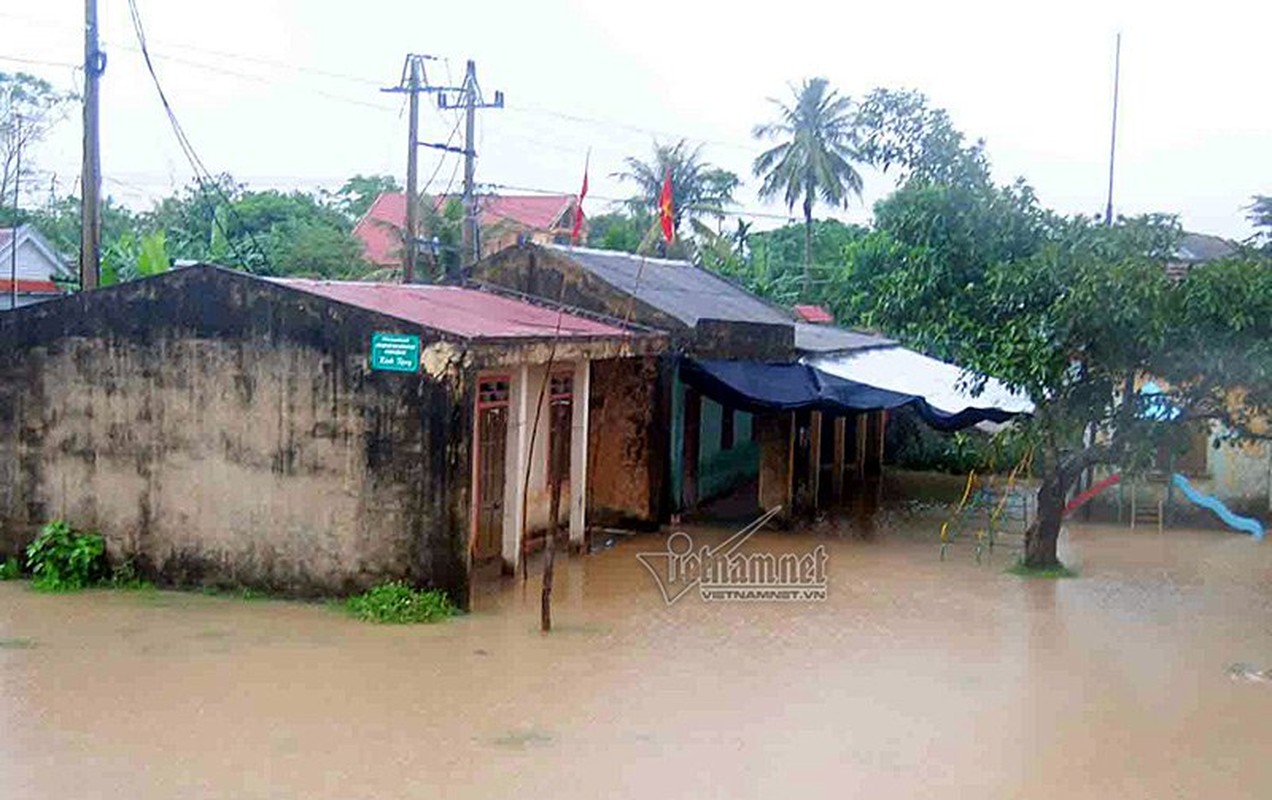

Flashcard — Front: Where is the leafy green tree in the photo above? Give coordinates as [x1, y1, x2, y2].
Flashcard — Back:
[847, 179, 1272, 569]
[330, 174, 401, 223]
[747, 218, 868, 300]
[752, 77, 864, 287]
[0, 72, 76, 214]
[850, 88, 991, 188]
[102, 230, 169, 286]
[144, 177, 371, 277]
[586, 210, 650, 254]
[614, 140, 739, 244]
[1247, 195, 1272, 250]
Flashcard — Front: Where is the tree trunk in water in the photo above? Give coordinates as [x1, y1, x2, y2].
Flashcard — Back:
[802, 196, 813, 296]
[1024, 470, 1070, 568]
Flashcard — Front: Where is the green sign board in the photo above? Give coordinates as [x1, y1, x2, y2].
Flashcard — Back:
[370, 332, 421, 373]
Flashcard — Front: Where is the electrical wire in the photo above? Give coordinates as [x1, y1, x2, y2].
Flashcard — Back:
[126, 0, 272, 272]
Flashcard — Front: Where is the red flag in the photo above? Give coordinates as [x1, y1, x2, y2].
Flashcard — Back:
[658, 168, 674, 244]
[571, 152, 589, 244]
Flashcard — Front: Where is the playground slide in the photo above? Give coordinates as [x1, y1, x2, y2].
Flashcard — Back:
[1064, 473, 1122, 517]
[1171, 474, 1266, 541]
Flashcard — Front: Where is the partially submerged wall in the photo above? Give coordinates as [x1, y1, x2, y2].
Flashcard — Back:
[0, 267, 471, 601]
[587, 355, 663, 528]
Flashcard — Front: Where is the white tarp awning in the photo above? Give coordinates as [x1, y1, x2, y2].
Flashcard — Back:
[807, 346, 1034, 416]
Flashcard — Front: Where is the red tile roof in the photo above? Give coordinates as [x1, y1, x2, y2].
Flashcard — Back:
[273, 279, 628, 339]
[792, 304, 834, 324]
[353, 193, 410, 266]
[0, 279, 61, 294]
[352, 192, 577, 266]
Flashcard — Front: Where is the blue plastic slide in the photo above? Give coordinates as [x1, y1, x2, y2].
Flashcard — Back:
[1171, 474, 1265, 541]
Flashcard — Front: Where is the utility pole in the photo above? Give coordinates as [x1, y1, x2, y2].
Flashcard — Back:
[10, 116, 19, 310]
[440, 60, 502, 274]
[80, 0, 104, 291]
[1103, 32, 1122, 227]
[384, 54, 458, 283]
[384, 55, 430, 283]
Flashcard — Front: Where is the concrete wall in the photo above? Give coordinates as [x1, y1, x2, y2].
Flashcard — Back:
[1207, 438, 1270, 511]
[0, 267, 471, 601]
[586, 355, 663, 527]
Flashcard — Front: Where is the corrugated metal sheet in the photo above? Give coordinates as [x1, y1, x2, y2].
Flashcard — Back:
[545, 244, 793, 327]
[273, 279, 630, 340]
[794, 322, 895, 354]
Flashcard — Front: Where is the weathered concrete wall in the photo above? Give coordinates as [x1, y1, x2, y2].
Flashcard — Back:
[1208, 438, 1270, 510]
[0, 267, 471, 602]
[586, 355, 663, 528]
[692, 319, 794, 361]
[756, 412, 792, 523]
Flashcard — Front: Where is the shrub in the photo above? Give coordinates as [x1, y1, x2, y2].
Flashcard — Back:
[344, 580, 456, 624]
[0, 555, 21, 580]
[24, 520, 107, 591]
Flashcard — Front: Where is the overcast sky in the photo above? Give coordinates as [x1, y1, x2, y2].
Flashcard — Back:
[2, 0, 1268, 239]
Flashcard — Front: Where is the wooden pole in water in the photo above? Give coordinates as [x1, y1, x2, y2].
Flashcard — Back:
[542, 438, 564, 632]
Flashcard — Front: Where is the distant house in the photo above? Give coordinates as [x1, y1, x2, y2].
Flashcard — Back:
[0, 225, 70, 310]
[352, 191, 584, 272]
[1165, 232, 1238, 282]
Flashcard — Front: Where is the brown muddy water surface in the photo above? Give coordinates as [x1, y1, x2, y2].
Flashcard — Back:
[4, 521, 1272, 799]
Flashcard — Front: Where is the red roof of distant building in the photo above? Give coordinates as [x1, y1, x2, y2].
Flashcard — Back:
[353, 193, 410, 267]
[792, 304, 834, 324]
[352, 192, 577, 266]
[0, 279, 61, 294]
[273, 279, 626, 340]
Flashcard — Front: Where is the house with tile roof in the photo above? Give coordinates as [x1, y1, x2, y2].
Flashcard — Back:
[352, 191, 584, 272]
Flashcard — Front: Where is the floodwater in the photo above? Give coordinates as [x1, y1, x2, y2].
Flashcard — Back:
[3, 519, 1272, 799]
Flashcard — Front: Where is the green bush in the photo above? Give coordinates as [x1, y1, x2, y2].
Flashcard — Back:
[0, 555, 21, 580]
[344, 580, 456, 624]
[24, 520, 107, 591]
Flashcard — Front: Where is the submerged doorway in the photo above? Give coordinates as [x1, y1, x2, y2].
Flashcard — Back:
[474, 376, 510, 562]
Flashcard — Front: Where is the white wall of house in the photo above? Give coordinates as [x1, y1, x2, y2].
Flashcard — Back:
[0, 228, 68, 310]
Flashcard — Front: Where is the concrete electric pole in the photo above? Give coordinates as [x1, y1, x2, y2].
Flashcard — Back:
[80, 0, 105, 291]
[383, 54, 443, 284]
[439, 60, 502, 274]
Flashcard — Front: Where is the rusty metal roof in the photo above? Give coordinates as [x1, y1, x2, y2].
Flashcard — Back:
[273, 278, 631, 340]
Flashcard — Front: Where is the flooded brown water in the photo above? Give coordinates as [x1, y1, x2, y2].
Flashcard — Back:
[4, 521, 1272, 799]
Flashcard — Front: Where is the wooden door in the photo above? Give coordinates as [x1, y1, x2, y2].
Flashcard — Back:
[474, 377, 510, 562]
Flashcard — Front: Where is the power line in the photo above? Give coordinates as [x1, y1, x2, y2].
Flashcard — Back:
[106, 43, 403, 115]
[126, 0, 271, 272]
[0, 54, 80, 70]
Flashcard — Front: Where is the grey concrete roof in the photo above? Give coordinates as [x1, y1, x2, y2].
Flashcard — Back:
[1175, 232, 1237, 263]
[544, 244, 793, 328]
[794, 322, 896, 354]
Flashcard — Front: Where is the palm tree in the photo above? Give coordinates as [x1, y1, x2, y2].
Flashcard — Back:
[752, 78, 864, 290]
[614, 140, 739, 248]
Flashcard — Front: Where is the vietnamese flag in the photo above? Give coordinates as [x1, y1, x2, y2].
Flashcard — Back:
[658, 168, 675, 244]
[571, 151, 589, 245]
